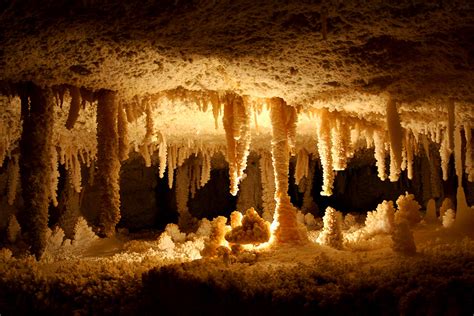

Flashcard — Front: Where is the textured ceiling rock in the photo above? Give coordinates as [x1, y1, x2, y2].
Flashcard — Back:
[0, 0, 473, 115]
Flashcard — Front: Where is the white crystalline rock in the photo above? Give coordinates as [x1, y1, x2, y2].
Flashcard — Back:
[222, 93, 251, 196]
[442, 209, 455, 228]
[386, 98, 403, 182]
[317, 207, 343, 249]
[373, 129, 387, 181]
[195, 218, 212, 238]
[230, 211, 243, 229]
[157, 132, 167, 179]
[157, 232, 175, 252]
[391, 220, 416, 255]
[424, 199, 438, 224]
[72, 217, 98, 251]
[364, 200, 395, 236]
[395, 192, 422, 226]
[165, 223, 187, 243]
[316, 109, 335, 196]
[6, 215, 21, 244]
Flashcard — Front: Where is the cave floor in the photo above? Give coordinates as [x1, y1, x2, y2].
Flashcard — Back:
[0, 225, 473, 315]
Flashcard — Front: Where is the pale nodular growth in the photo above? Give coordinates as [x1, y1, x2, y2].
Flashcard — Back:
[225, 208, 271, 245]
[394, 192, 422, 227]
[270, 98, 305, 244]
[442, 209, 455, 228]
[316, 108, 335, 196]
[295, 148, 309, 185]
[167, 145, 178, 189]
[7, 154, 19, 205]
[465, 124, 473, 182]
[96, 90, 121, 237]
[317, 207, 343, 249]
[201, 216, 228, 257]
[386, 98, 403, 182]
[364, 200, 395, 236]
[117, 102, 130, 162]
[439, 128, 451, 181]
[19, 84, 54, 259]
[230, 211, 243, 229]
[259, 151, 276, 222]
[331, 118, 349, 171]
[222, 92, 251, 196]
[373, 129, 387, 181]
[157, 132, 167, 179]
[439, 197, 454, 219]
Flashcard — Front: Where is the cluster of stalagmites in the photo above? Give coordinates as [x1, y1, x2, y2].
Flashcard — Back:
[0, 83, 473, 259]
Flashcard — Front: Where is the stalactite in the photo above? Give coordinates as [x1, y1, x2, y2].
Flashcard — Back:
[167, 145, 178, 189]
[465, 124, 473, 182]
[200, 149, 211, 188]
[7, 154, 19, 205]
[158, 132, 167, 178]
[386, 98, 403, 181]
[222, 93, 251, 196]
[210, 91, 221, 129]
[331, 118, 348, 171]
[259, 151, 276, 222]
[447, 101, 455, 151]
[117, 102, 130, 162]
[96, 90, 121, 238]
[65, 86, 81, 130]
[454, 125, 463, 188]
[440, 129, 451, 181]
[49, 146, 59, 207]
[316, 108, 334, 196]
[19, 84, 54, 259]
[270, 97, 305, 244]
[406, 131, 414, 180]
[373, 129, 387, 181]
[294, 148, 309, 186]
[69, 153, 82, 193]
[139, 102, 154, 167]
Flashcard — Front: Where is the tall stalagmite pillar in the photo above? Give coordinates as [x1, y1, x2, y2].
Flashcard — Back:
[19, 83, 54, 259]
[270, 98, 306, 244]
[96, 90, 121, 237]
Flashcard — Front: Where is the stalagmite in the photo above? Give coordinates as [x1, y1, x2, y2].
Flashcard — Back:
[19, 84, 54, 259]
[425, 199, 438, 224]
[222, 93, 251, 196]
[270, 98, 305, 244]
[465, 124, 473, 182]
[7, 154, 19, 205]
[373, 129, 387, 181]
[317, 109, 335, 195]
[386, 98, 403, 182]
[96, 90, 121, 237]
[117, 103, 130, 162]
